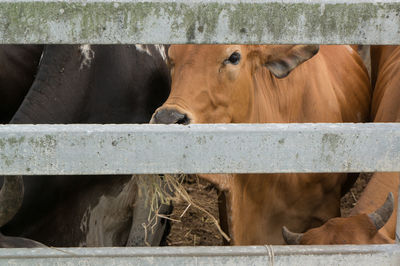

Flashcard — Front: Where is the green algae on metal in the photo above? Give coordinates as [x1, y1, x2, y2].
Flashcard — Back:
[0, 1, 400, 44]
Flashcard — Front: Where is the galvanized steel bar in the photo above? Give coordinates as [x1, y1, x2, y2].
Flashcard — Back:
[0, 123, 400, 175]
[0, 245, 398, 265]
[1, 0, 400, 44]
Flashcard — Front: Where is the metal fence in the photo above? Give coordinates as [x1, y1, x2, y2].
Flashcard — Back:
[0, 0, 400, 265]
[1, 0, 400, 45]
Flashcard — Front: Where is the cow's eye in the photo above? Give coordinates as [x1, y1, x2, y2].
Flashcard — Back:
[225, 52, 241, 65]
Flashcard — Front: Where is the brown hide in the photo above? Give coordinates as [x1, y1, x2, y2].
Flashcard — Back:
[298, 213, 394, 245]
[285, 45, 400, 245]
[349, 173, 398, 244]
[371, 46, 400, 122]
[153, 45, 371, 244]
[285, 173, 398, 245]
[351, 45, 400, 243]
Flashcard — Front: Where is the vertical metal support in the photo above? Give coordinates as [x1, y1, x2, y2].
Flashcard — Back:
[396, 182, 400, 243]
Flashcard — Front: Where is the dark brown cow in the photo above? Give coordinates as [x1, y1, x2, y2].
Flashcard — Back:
[283, 45, 400, 245]
[151, 44, 371, 244]
[0, 45, 43, 123]
[0, 233, 46, 248]
[1, 45, 171, 247]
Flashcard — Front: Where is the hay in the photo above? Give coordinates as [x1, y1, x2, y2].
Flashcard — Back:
[139, 174, 231, 244]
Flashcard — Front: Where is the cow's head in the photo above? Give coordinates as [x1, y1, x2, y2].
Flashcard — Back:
[150, 45, 319, 124]
[282, 192, 395, 245]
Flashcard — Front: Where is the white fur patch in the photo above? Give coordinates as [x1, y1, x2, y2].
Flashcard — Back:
[135, 44, 168, 62]
[154, 44, 167, 62]
[79, 44, 95, 69]
[78, 206, 91, 247]
[135, 44, 153, 57]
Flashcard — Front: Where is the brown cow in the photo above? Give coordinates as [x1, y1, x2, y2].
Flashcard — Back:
[151, 45, 371, 244]
[283, 45, 400, 245]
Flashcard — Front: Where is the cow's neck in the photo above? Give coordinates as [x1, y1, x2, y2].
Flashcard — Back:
[246, 56, 346, 124]
[224, 63, 347, 244]
[247, 66, 306, 123]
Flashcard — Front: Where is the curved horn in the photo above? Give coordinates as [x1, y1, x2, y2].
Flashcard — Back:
[0, 176, 24, 227]
[282, 226, 303, 245]
[367, 192, 394, 231]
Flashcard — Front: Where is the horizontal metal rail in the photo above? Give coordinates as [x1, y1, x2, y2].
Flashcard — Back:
[0, 123, 400, 175]
[1, 0, 400, 44]
[0, 245, 398, 265]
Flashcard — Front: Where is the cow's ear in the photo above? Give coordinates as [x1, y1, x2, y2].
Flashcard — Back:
[264, 45, 319, 78]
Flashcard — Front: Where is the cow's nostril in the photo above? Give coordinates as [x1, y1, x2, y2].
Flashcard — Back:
[176, 114, 190, 125]
[152, 108, 190, 124]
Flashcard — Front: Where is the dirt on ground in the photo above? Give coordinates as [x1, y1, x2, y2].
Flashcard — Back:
[166, 176, 224, 246]
[340, 173, 373, 217]
[166, 173, 373, 246]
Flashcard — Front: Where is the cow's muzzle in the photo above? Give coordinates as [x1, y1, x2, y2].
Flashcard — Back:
[151, 108, 191, 125]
